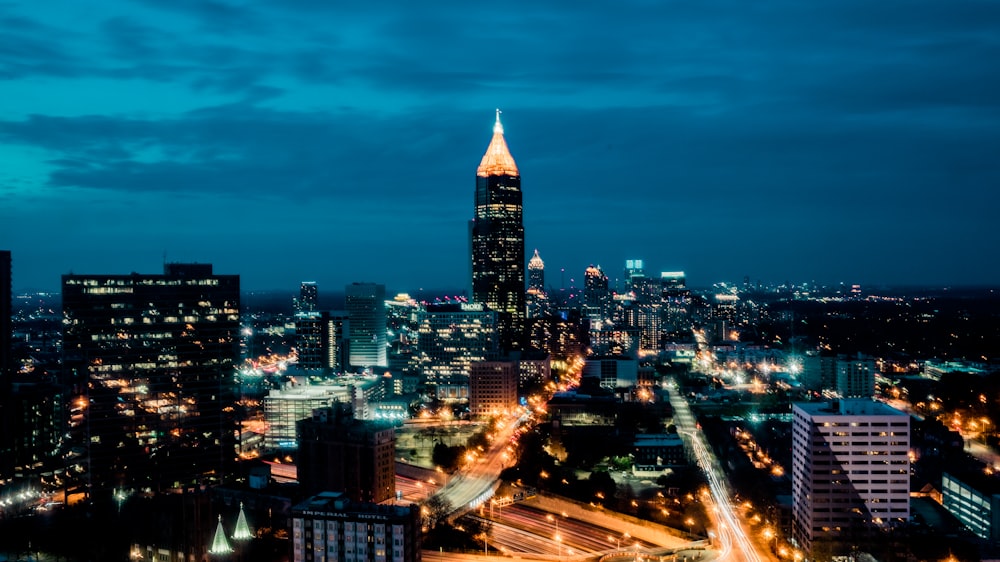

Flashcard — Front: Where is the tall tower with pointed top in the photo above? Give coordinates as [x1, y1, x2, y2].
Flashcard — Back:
[471, 110, 525, 352]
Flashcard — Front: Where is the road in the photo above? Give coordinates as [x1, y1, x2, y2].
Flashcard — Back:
[666, 377, 765, 562]
[431, 414, 522, 516]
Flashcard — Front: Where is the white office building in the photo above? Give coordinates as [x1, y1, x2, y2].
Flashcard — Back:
[791, 399, 910, 554]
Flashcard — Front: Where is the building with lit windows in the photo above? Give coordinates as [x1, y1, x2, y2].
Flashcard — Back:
[526, 249, 547, 319]
[296, 403, 396, 503]
[583, 265, 610, 325]
[62, 263, 240, 492]
[292, 491, 421, 562]
[262, 384, 354, 451]
[941, 470, 1000, 543]
[346, 283, 387, 370]
[416, 303, 498, 399]
[298, 281, 319, 313]
[296, 311, 349, 374]
[791, 399, 909, 555]
[470, 110, 525, 352]
[469, 361, 518, 418]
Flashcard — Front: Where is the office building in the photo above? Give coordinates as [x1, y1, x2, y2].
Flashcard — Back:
[791, 399, 909, 554]
[297, 282, 319, 313]
[346, 283, 387, 369]
[469, 361, 518, 418]
[292, 491, 421, 562]
[62, 263, 240, 492]
[296, 311, 349, 374]
[296, 403, 395, 503]
[470, 110, 525, 352]
[526, 249, 547, 319]
[583, 265, 610, 325]
[416, 303, 498, 399]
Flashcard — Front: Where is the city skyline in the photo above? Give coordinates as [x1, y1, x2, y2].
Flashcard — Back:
[2, 1, 999, 292]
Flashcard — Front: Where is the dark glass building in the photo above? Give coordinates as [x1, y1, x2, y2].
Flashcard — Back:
[62, 263, 240, 493]
[471, 111, 525, 352]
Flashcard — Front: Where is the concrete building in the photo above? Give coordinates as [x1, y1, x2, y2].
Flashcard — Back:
[292, 491, 421, 562]
[791, 399, 909, 554]
[262, 384, 354, 451]
[469, 361, 518, 418]
[296, 403, 395, 503]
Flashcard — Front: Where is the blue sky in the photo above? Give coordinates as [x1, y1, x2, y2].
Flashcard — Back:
[2, 1, 999, 292]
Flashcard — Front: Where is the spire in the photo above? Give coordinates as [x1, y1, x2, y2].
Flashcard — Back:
[528, 249, 544, 270]
[232, 503, 253, 541]
[209, 515, 234, 555]
[477, 109, 519, 177]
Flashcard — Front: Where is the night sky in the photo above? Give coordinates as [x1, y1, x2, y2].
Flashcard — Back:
[2, 1, 999, 293]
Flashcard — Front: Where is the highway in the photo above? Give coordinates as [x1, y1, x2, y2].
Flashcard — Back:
[666, 377, 765, 562]
[430, 414, 523, 516]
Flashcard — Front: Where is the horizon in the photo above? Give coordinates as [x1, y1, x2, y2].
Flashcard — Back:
[2, 2, 999, 290]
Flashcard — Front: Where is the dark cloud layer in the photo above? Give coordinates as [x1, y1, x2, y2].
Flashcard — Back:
[1, 0, 999, 291]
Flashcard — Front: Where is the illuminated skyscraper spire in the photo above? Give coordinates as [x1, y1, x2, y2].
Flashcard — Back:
[471, 110, 525, 351]
[209, 515, 234, 555]
[477, 109, 519, 177]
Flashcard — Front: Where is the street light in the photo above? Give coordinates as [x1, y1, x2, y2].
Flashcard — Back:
[685, 518, 694, 537]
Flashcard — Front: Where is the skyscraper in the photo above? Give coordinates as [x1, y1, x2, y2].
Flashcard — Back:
[297, 281, 319, 313]
[346, 282, 387, 369]
[791, 399, 910, 554]
[471, 110, 525, 352]
[62, 263, 240, 492]
[526, 249, 547, 319]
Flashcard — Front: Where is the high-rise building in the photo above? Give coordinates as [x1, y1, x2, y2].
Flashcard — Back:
[583, 265, 610, 325]
[346, 283, 387, 370]
[292, 491, 421, 562]
[416, 302, 498, 399]
[791, 399, 909, 554]
[469, 361, 518, 419]
[62, 263, 240, 492]
[297, 281, 319, 313]
[296, 403, 395, 503]
[526, 249, 547, 319]
[296, 311, 349, 374]
[471, 110, 525, 352]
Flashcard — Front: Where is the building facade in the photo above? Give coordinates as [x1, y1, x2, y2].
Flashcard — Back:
[296, 311, 349, 374]
[292, 491, 421, 562]
[62, 263, 240, 492]
[791, 399, 910, 554]
[469, 361, 518, 418]
[346, 283, 387, 369]
[0, 250, 12, 484]
[470, 111, 525, 352]
[296, 403, 395, 503]
[416, 303, 498, 398]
